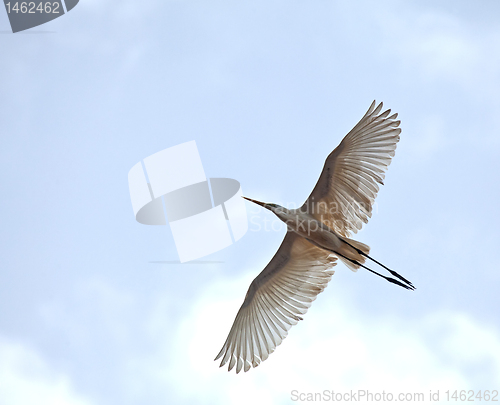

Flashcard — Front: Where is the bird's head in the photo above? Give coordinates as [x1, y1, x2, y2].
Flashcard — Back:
[242, 197, 286, 217]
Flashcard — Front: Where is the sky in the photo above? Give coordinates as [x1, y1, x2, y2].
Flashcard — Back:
[1, 0, 500, 404]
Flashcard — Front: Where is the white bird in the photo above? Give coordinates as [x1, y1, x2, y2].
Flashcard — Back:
[215, 101, 414, 373]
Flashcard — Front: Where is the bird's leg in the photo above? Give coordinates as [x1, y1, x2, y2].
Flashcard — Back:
[361, 254, 414, 288]
[340, 239, 415, 289]
[334, 252, 415, 291]
[359, 262, 415, 290]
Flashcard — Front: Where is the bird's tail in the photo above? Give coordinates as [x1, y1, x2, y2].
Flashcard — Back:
[336, 237, 415, 290]
[337, 237, 370, 272]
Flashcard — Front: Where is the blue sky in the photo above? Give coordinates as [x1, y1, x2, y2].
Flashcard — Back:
[1, 1, 499, 404]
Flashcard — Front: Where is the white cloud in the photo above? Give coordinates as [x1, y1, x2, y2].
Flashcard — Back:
[154, 271, 500, 404]
[0, 337, 94, 405]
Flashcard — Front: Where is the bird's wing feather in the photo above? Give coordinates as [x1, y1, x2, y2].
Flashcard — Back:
[215, 231, 337, 373]
[301, 101, 401, 237]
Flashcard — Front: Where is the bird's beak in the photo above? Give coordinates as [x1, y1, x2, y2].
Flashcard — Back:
[242, 196, 267, 208]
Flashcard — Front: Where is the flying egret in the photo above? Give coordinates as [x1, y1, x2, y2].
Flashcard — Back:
[215, 101, 413, 373]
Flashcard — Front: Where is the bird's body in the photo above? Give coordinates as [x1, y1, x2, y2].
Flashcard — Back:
[215, 101, 414, 373]
[263, 205, 368, 270]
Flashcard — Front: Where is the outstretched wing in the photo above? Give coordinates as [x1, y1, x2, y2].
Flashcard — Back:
[301, 101, 401, 237]
[215, 232, 337, 373]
